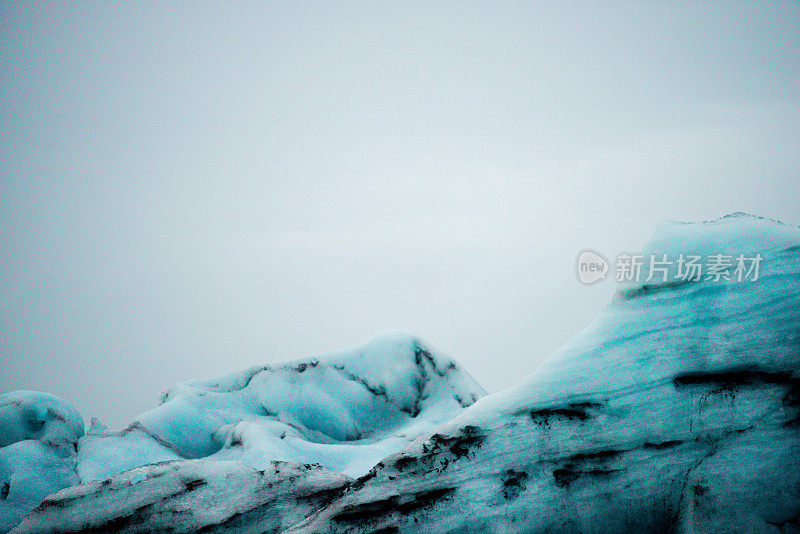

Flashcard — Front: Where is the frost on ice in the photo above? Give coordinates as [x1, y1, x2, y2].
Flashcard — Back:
[3, 214, 800, 533]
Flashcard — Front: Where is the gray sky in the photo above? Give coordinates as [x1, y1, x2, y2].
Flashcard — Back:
[2, 2, 799, 430]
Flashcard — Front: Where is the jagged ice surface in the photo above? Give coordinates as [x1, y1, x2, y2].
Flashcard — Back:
[1, 331, 484, 533]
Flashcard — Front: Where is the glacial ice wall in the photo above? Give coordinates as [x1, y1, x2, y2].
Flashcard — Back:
[289, 214, 800, 533]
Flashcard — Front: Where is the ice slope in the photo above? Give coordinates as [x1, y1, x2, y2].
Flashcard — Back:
[2, 331, 484, 533]
[12, 460, 351, 534]
[0, 391, 84, 533]
[287, 214, 800, 533]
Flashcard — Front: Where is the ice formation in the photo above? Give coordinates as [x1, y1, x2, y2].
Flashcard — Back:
[12, 460, 351, 533]
[290, 214, 800, 533]
[0, 392, 84, 532]
[1, 331, 484, 532]
[3, 214, 799, 533]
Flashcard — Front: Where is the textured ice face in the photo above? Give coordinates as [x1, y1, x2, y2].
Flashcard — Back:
[78, 330, 485, 481]
[0, 391, 84, 451]
[0, 391, 84, 533]
[290, 214, 800, 533]
[12, 460, 352, 534]
[2, 331, 484, 532]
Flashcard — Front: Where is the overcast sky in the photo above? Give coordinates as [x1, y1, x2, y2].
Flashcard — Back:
[2, 2, 799, 429]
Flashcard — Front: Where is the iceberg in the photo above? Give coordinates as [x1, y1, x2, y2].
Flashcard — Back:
[1, 331, 484, 532]
[3, 214, 799, 533]
[289, 214, 800, 533]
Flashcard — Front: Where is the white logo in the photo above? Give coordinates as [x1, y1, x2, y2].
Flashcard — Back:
[576, 250, 609, 284]
[575, 250, 762, 286]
